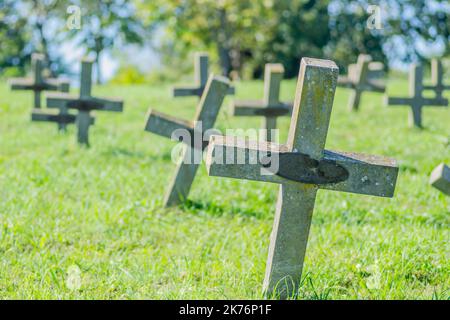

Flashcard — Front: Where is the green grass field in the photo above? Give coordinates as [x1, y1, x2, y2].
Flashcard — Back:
[0, 72, 449, 299]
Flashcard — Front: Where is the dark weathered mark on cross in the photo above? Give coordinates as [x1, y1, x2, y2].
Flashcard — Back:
[46, 58, 123, 146]
[146, 75, 231, 207]
[430, 163, 450, 196]
[9, 53, 70, 109]
[338, 54, 386, 111]
[231, 64, 292, 141]
[206, 58, 399, 299]
[385, 63, 448, 128]
[172, 52, 235, 98]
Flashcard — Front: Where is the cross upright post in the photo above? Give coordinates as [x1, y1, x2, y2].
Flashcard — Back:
[423, 59, 450, 100]
[430, 163, 450, 196]
[338, 54, 386, 111]
[206, 58, 399, 299]
[146, 75, 231, 207]
[385, 64, 448, 128]
[172, 52, 235, 98]
[231, 64, 292, 141]
[46, 59, 123, 146]
[9, 53, 70, 109]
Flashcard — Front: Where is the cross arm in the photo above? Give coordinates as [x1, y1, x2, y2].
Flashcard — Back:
[337, 76, 356, 88]
[363, 80, 386, 93]
[231, 100, 292, 117]
[173, 86, 204, 97]
[206, 135, 398, 198]
[46, 92, 78, 109]
[145, 109, 194, 142]
[83, 96, 123, 112]
[31, 109, 77, 124]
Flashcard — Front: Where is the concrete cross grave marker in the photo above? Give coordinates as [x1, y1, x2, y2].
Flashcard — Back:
[231, 64, 293, 141]
[424, 59, 450, 100]
[385, 63, 448, 128]
[9, 53, 70, 109]
[338, 54, 386, 111]
[173, 52, 235, 98]
[206, 58, 399, 299]
[31, 108, 95, 132]
[46, 58, 123, 146]
[430, 163, 450, 196]
[146, 74, 231, 207]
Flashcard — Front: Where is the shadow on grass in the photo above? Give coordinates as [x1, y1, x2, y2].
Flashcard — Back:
[102, 147, 172, 161]
[179, 199, 267, 220]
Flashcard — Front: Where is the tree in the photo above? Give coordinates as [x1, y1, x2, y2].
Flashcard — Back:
[0, 1, 30, 75]
[65, 0, 148, 83]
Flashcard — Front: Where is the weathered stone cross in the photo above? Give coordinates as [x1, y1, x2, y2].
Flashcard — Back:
[231, 64, 292, 141]
[385, 63, 448, 128]
[9, 53, 70, 109]
[46, 59, 123, 146]
[338, 54, 386, 111]
[430, 163, 450, 196]
[146, 74, 231, 207]
[31, 108, 95, 132]
[173, 52, 234, 98]
[424, 59, 450, 100]
[206, 58, 399, 298]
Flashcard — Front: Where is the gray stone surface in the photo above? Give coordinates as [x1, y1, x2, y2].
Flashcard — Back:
[206, 57, 399, 299]
[338, 54, 386, 111]
[430, 163, 450, 196]
[9, 53, 70, 109]
[424, 59, 450, 100]
[146, 75, 231, 207]
[172, 52, 234, 98]
[386, 64, 448, 128]
[231, 64, 292, 141]
[46, 59, 123, 145]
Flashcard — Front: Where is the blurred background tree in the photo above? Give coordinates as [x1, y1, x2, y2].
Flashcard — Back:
[65, 0, 148, 83]
[0, 0, 449, 81]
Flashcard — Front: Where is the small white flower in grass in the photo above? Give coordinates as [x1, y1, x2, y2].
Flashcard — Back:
[366, 261, 381, 290]
[66, 265, 82, 291]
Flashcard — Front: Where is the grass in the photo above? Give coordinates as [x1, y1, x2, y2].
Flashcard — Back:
[0, 71, 449, 299]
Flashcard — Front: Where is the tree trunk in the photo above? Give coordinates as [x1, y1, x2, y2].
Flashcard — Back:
[216, 9, 233, 77]
[94, 37, 103, 84]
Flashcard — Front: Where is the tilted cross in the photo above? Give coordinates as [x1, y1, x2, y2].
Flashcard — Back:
[172, 52, 234, 98]
[430, 163, 450, 196]
[338, 54, 386, 111]
[206, 58, 399, 298]
[9, 53, 70, 108]
[231, 64, 292, 142]
[385, 63, 448, 128]
[423, 59, 450, 100]
[146, 75, 231, 207]
[46, 59, 123, 146]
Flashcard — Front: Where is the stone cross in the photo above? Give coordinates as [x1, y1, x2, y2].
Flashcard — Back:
[46, 59, 123, 146]
[338, 54, 386, 111]
[173, 52, 234, 98]
[385, 64, 448, 128]
[146, 74, 231, 207]
[424, 59, 450, 100]
[348, 60, 385, 81]
[9, 53, 70, 108]
[206, 58, 399, 299]
[430, 163, 450, 196]
[31, 108, 95, 132]
[231, 64, 292, 142]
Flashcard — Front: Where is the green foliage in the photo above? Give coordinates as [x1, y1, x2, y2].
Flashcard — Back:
[110, 66, 147, 85]
[0, 75, 448, 299]
[0, 1, 31, 74]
